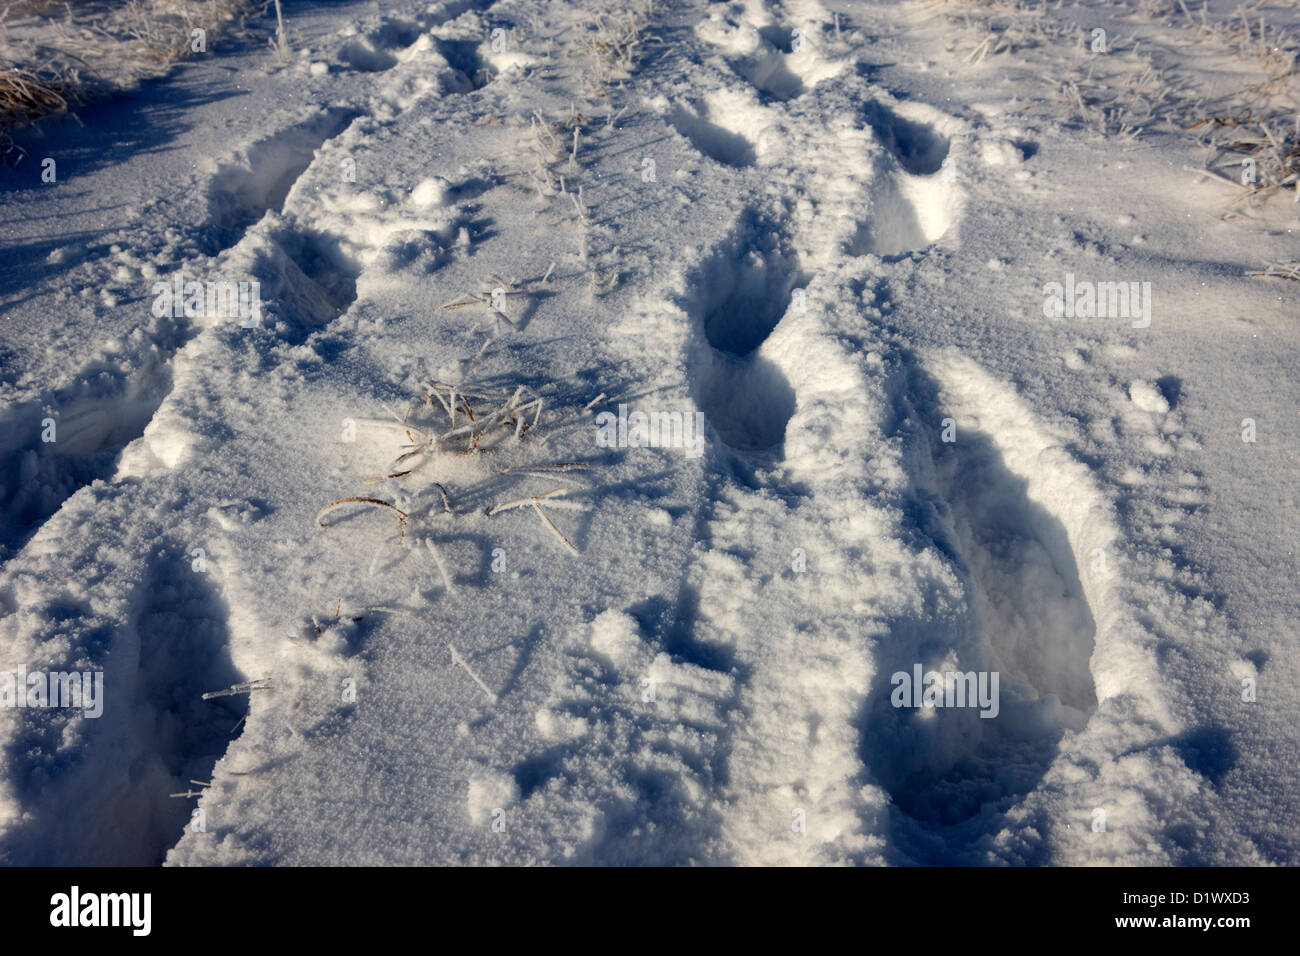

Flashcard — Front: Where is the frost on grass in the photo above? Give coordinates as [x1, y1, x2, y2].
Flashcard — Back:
[935, 0, 1299, 252]
[1191, 112, 1300, 216]
[318, 378, 595, 594]
[0, 0, 256, 158]
[576, 1, 659, 98]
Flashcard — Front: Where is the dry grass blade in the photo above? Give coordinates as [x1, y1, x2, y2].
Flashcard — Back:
[531, 500, 579, 556]
[317, 497, 410, 537]
[424, 536, 454, 591]
[485, 486, 569, 516]
[1248, 261, 1300, 280]
[201, 677, 273, 700]
[364, 470, 413, 483]
[448, 643, 497, 701]
[495, 461, 588, 475]
[431, 481, 452, 514]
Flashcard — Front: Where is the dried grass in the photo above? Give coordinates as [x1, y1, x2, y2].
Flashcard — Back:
[1190, 110, 1300, 213]
[938, 0, 1300, 226]
[578, 1, 658, 96]
[0, 66, 70, 154]
[319, 377, 597, 582]
[0, 0, 256, 158]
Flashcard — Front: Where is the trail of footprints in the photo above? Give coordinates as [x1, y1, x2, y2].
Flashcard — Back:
[867, 361, 1101, 837]
[544, 0, 1111, 860]
[203, 0, 1206, 862]
[676, 103, 960, 452]
[1, 1, 506, 556]
[3, 0, 1126, 864]
[0, 2, 509, 862]
[206, 3, 507, 333]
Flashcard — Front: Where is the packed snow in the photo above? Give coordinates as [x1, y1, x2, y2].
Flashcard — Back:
[0, 0, 1296, 866]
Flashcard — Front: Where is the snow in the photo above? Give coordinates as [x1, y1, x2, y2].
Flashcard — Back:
[0, 0, 1296, 866]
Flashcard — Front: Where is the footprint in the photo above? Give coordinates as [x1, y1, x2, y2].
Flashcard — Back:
[861, 361, 1100, 837]
[850, 103, 958, 259]
[432, 37, 497, 91]
[338, 14, 428, 72]
[928, 426, 1099, 715]
[375, 17, 423, 50]
[205, 110, 359, 256]
[695, 5, 844, 102]
[849, 176, 946, 258]
[340, 37, 399, 72]
[0, 334, 185, 559]
[726, 24, 808, 101]
[247, 224, 361, 335]
[686, 212, 805, 451]
[0, 544, 246, 864]
[863, 101, 951, 176]
[421, 0, 496, 29]
[732, 47, 805, 101]
[665, 102, 757, 168]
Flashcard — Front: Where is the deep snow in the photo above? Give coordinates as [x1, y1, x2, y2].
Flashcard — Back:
[0, 0, 1297, 865]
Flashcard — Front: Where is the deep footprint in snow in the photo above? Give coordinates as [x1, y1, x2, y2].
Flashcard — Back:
[862, 366, 1099, 834]
[665, 102, 757, 168]
[848, 176, 945, 259]
[724, 24, 816, 101]
[247, 224, 361, 339]
[205, 109, 359, 256]
[433, 37, 498, 91]
[339, 11, 497, 89]
[340, 37, 399, 72]
[339, 15, 428, 71]
[863, 101, 951, 176]
[0, 545, 246, 864]
[695, 1, 845, 102]
[686, 212, 805, 451]
[851, 103, 956, 259]
[0, 339, 183, 558]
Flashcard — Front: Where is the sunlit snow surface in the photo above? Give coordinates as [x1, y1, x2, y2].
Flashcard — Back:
[0, 0, 1296, 865]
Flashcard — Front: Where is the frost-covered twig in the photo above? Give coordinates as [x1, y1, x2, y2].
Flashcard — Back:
[200, 681, 274, 702]
[532, 500, 580, 555]
[485, 486, 570, 515]
[449, 643, 497, 701]
[1248, 261, 1300, 281]
[424, 536, 455, 592]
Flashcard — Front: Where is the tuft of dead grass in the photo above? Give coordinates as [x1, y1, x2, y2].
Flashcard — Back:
[1191, 110, 1300, 213]
[938, 0, 1300, 239]
[0, 0, 256, 159]
[577, 1, 659, 97]
[0, 66, 70, 154]
[319, 377, 599, 580]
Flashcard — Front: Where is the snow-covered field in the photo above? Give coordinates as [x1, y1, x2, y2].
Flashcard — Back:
[0, 0, 1296, 866]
